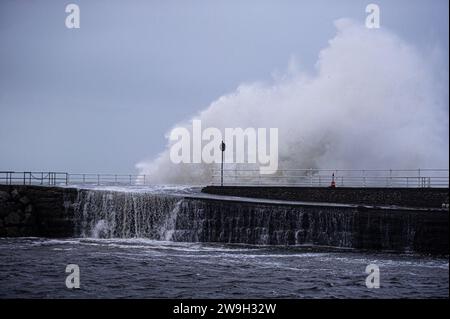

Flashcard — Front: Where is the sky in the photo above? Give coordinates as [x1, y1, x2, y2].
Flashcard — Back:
[0, 0, 448, 174]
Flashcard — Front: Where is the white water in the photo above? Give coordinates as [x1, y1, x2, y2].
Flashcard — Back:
[72, 189, 432, 253]
[74, 189, 183, 240]
[136, 19, 449, 184]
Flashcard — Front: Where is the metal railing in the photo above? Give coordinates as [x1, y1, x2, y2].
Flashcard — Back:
[1, 169, 448, 188]
[67, 173, 147, 186]
[0, 171, 69, 186]
[0, 171, 148, 186]
[210, 168, 449, 188]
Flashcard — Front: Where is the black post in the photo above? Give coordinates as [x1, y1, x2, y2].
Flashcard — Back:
[220, 140, 226, 186]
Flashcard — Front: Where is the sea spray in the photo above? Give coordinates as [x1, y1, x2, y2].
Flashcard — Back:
[136, 19, 449, 184]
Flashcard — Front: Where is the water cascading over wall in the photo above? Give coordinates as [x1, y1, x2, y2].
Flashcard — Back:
[172, 199, 448, 253]
[74, 189, 182, 240]
[73, 189, 449, 254]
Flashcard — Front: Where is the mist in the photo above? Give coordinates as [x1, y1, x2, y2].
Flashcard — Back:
[136, 19, 449, 184]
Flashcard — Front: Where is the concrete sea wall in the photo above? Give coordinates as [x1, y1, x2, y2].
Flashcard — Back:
[173, 198, 449, 254]
[0, 185, 448, 254]
[201, 186, 449, 208]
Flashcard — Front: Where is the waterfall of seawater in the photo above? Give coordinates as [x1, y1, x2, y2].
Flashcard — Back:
[72, 189, 443, 253]
[171, 199, 356, 247]
[73, 189, 356, 247]
[74, 189, 182, 240]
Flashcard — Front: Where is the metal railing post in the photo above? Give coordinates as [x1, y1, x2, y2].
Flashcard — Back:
[389, 169, 392, 187]
[362, 170, 366, 187]
[418, 169, 421, 187]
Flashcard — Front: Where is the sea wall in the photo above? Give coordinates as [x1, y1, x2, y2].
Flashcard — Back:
[201, 186, 449, 208]
[0, 185, 448, 254]
[0, 185, 77, 237]
[173, 198, 449, 254]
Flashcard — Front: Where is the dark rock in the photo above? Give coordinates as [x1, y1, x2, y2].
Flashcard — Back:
[0, 202, 17, 217]
[24, 204, 33, 213]
[19, 196, 30, 205]
[6, 226, 20, 237]
[0, 190, 10, 202]
[5, 212, 21, 225]
[23, 212, 36, 225]
[0, 185, 78, 237]
[11, 189, 20, 199]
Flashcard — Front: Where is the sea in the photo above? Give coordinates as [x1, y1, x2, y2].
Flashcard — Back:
[0, 237, 447, 298]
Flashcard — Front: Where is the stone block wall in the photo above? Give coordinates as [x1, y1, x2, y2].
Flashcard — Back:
[0, 185, 78, 237]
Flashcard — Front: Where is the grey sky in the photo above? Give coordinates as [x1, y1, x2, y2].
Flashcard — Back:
[0, 0, 448, 173]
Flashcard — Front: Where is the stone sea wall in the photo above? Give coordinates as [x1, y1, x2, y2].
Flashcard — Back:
[0, 185, 77, 237]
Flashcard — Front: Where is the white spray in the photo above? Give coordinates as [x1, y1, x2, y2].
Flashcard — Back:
[136, 19, 449, 184]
